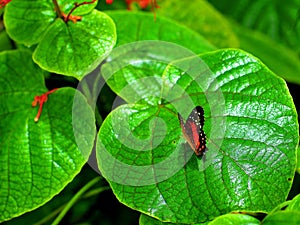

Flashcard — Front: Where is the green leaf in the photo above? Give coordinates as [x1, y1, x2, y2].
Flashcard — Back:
[231, 22, 300, 85]
[139, 213, 209, 225]
[156, 0, 300, 85]
[0, 50, 95, 222]
[0, 169, 102, 225]
[208, 0, 300, 53]
[156, 0, 239, 48]
[101, 45, 169, 105]
[33, 10, 116, 79]
[107, 11, 216, 53]
[4, 0, 56, 45]
[97, 49, 298, 223]
[4, 0, 115, 79]
[262, 211, 300, 225]
[208, 213, 260, 225]
[258, 194, 300, 224]
[4, 0, 98, 46]
[102, 10, 216, 104]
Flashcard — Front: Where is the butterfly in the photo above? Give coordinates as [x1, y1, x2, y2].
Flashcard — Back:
[178, 106, 207, 156]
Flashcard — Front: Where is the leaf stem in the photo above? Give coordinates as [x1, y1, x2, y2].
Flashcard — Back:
[64, 0, 96, 22]
[51, 176, 101, 225]
[33, 205, 65, 225]
[52, 0, 62, 19]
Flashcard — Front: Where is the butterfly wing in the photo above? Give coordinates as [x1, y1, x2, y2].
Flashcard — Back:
[178, 106, 206, 156]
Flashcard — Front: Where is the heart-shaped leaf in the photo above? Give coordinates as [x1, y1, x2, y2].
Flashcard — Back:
[101, 11, 215, 99]
[4, 0, 97, 46]
[4, 0, 56, 45]
[97, 48, 298, 223]
[4, 0, 116, 79]
[33, 10, 116, 79]
[0, 50, 95, 222]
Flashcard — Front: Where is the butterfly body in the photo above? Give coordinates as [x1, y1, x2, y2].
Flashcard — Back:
[178, 106, 207, 156]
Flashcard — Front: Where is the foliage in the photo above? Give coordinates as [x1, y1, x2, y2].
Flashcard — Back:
[0, 0, 299, 224]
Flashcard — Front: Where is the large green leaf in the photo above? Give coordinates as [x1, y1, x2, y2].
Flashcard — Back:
[4, 0, 97, 46]
[97, 48, 298, 223]
[101, 40, 214, 108]
[0, 50, 95, 222]
[4, 0, 56, 45]
[107, 11, 216, 53]
[101, 12, 215, 103]
[4, 0, 116, 79]
[33, 10, 116, 79]
[156, 0, 239, 48]
[208, 0, 300, 53]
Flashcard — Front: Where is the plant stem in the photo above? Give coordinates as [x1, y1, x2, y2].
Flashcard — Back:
[82, 186, 110, 199]
[33, 205, 65, 225]
[65, 0, 96, 22]
[52, 0, 62, 18]
[33, 185, 109, 225]
[51, 177, 101, 225]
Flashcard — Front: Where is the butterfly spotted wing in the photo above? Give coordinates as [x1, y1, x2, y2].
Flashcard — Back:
[178, 106, 207, 156]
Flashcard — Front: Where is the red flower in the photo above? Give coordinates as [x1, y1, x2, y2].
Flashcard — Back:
[32, 88, 58, 122]
[126, 0, 151, 9]
[106, 0, 159, 10]
[0, 0, 12, 8]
